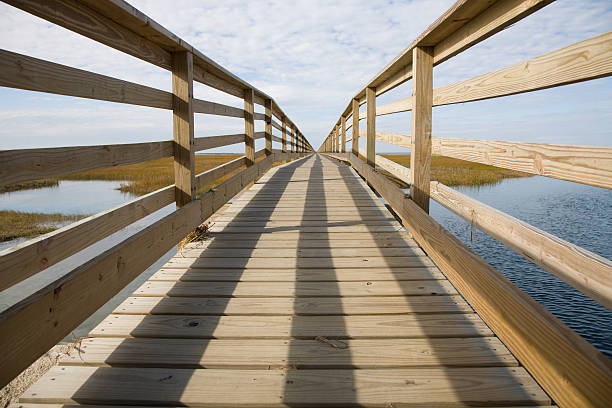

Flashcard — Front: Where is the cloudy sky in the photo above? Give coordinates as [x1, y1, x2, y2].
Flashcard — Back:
[0, 0, 610, 152]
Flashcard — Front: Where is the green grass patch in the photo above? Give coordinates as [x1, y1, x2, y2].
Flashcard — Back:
[0, 210, 88, 242]
[380, 154, 532, 187]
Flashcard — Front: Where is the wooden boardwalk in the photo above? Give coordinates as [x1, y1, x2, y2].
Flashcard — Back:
[20, 154, 551, 407]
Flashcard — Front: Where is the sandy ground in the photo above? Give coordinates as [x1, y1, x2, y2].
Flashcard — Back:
[0, 343, 76, 408]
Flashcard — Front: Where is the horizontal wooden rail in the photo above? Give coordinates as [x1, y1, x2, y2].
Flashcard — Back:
[0, 49, 172, 109]
[355, 131, 612, 189]
[192, 98, 244, 118]
[354, 148, 612, 310]
[329, 152, 612, 407]
[194, 133, 244, 151]
[0, 141, 174, 187]
[371, 31, 612, 117]
[195, 156, 246, 191]
[0, 152, 286, 389]
[0, 185, 174, 292]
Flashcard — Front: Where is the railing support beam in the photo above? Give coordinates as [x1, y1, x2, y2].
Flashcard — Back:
[281, 118, 287, 153]
[171, 51, 195, 207]
[352, 98, 359, 155]
[366, 87, 376, 167]
[410, 46, 433, 213]
[244, 88, 255, 166]
[264, 99, 273, 156]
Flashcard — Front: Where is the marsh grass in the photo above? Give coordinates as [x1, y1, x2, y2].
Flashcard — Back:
[61, 154, 242, 196]
[380, 154, 531, 187]
[1, 179, 59, 193]
[0, 210, 88, 242]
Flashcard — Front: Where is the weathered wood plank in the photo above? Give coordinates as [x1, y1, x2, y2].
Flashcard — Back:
[0, 142, 173, 187]
[133, 280, 456, 298]
[243, 89, 255, 165]
[164, 255, 434, 269]
[195, 156, 245, 191]
[0, 186, 173, 292]
[177, 247, 422, 258]
[193, 134, 245, 151]
[59, 337, 517, 368]
[149, 266, 443, 282]
[89, 313, 491, 338]
[0, 49, 172, 108]
[21, 366, 548, 406]
[114, 295, 473, 315]
[366, 87, 376, 166]
[172, 51, 196, 207]
[192, 98, 244, 118]
[410, 46, 433, 213]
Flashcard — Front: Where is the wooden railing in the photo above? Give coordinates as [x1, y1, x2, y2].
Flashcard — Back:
[0, 0, 312, 389]
[320, 1, 612, 406]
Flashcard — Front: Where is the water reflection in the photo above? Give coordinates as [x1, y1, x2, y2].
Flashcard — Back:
[415, 176, 612, 358]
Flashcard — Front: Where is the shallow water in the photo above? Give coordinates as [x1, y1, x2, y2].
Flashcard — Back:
[0, 180, 133, 215]
[419, 176, 612, 358]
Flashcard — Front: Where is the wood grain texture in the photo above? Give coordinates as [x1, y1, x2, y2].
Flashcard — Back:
[352, 98, 360, 154]
[0, 141, 173, 186]
[22, 366, 548, 406]
[59, 337, 517, 368]
[195, 156, 246, 191]
[344, 152, 612, 408]
[410, 46, 433, 213]
[281, 118, 287, 152]
[193, 133, 245, 151]
[341, 115, 347, 153]
[0, 186, 174, 292]
[366, 87, 376, 166]
[132, 279, 455, 298]
[434, 31, 612, 106]
[114, 294, 473, 315]
[192, 98, 244, 118]
[265, 99, 273, 155]
[0, 49, 172, 109]
[243, 89, 255, 165]
[172, 51, 196, 207]
[89, 313, 490, 338]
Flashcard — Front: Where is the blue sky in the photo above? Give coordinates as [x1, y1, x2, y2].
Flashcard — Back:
[0, 0, 610, 152]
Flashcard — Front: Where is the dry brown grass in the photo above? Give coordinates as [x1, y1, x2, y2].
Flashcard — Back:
[380, 154, 531, 187]
[62, 154, 242, 196]
[0, 211, 88, 242]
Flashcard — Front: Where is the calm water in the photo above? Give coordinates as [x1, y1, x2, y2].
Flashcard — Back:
[0, 181, 177, 339]
[421, 176, 612, 358]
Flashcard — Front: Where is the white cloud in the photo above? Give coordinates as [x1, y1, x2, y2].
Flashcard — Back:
[0, 0, 610, 150]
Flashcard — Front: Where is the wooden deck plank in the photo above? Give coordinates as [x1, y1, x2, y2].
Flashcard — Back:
[20, 154, 549, 406]
[22, 366, 550, 406]
[113, 295, 474, 315]
[132, 280, 457, 297]
[175, 246, 426, 258]
[59, 337, 518, 368]
[149, 267, 444, 282]
[183, 238, 419, 248]
[163, 256, 435, 269]
[89, 314, 492, 338]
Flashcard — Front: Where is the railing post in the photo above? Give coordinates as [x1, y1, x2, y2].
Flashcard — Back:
[366, 87, 376, 167]
[171, 51, 195, 208]
[281, 118, 287, 153]
[352, 98, 359, 156]
[410, 46, 434, 213]
[291, 126, 296, 153]
[341, 116, 346, 153]
[243, 88, 255, 166]
[336, 124, 340, 152]
[264, 98, 273, 156]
